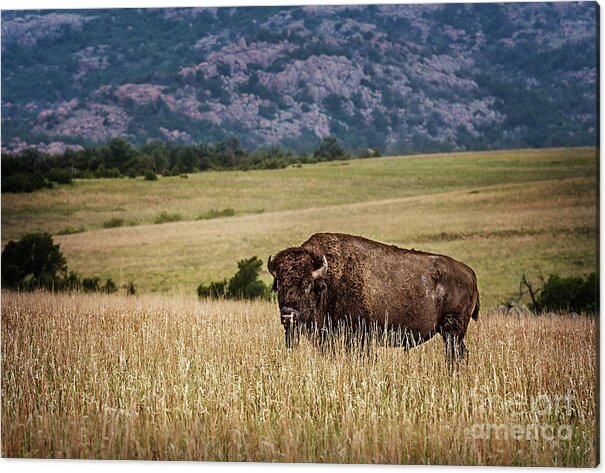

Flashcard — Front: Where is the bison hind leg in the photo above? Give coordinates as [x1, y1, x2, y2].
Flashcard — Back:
[439, 313, 470, 370]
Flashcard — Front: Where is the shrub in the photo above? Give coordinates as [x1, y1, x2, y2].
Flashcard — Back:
[197, 280, 228, 299]
[530, 273, 598, 313]
[103, 217, 124, 228]
[104, 167, 122, 178]
[47, 168, 72, 185]
[197, 256, 270, 300]
[79, 170, 96, 179]
[2, 173, 34, 193]
[57, 225, 86, 235]
[313, 136, 349, 161]
[521, 272, 598, 314]
[123, 281, 137, 296]
[60, 271, 83, 291]
[197, 208, 235, 220]
[82, 276, 101, 292]
[1, 171, 52, 193]
[1, 232, 127, 295]
[144, 170, 158, 181]
[1, 232, 67, 289]
[228, 256, 269, 299]
[102, 278, 118, 294]
[154, 211, 183, 224]
[357, 147, 382, 159]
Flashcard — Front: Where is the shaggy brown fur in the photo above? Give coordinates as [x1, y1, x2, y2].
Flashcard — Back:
[268, 233, 480, 364]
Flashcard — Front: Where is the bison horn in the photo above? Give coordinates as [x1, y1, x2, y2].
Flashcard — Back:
[267, 255, 276, 277]
[312, 255, 328, 279]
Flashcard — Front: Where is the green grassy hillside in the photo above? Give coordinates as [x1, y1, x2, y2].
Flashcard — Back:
[1, 147, 597, 307]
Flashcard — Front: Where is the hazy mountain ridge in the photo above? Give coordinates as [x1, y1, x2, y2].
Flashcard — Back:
[1, 3, 597, 155]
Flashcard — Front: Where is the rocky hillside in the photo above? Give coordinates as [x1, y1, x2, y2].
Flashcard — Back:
[1, 3, 597, 155]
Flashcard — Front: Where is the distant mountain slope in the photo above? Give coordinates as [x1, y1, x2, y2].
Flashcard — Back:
[1, 3, 597, 155]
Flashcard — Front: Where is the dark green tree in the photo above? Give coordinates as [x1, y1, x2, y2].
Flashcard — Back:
[82, 276, 101, 292]
[2, 173, 35, 193]
[216, 137, 245, 168]
[1, 232, 67, 289]
[522, 272, 598, 314]
[313, 136, 349, 161]
[103, 278, 118, 294]
[104, 137, 138, 171]
[228, 256, 269, 299]
[47, 168, 72, 184]
[144, 169, 158, 181]
[198, 256, 270, 300]
[123, 281, 137, 296]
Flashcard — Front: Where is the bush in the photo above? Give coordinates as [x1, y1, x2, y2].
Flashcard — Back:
[2, 173, 35, 193]
[529, 273, 598, 313]
[60, 271, 83, 291]
[103, 217, 124, 228]
[197, 280, 228, 299]
[1, 232, 67, 289]
[144, 170, 158, 181]
[2, 171, 52, 192]
[47, 168, 72, 184]
[57, 225, 86, 235]
[197, 208, 235, 220]
[228, 256, 269, 299]
[313, 136, 349, 161]
[123, 281, 137, 296]
[82, 276, 101, 292]
[197, 256, 270, 300]
[154, 211, 183, 224]
[103, 278, 118, 294]
[358, 147, 381, 159]
[1, 232, 127, 294]
[96, 167, 122, 178]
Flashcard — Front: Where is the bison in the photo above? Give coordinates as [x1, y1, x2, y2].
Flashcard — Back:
[267, 233, 480, 365]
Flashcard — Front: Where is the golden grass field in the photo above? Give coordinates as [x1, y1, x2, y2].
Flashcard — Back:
[1, 147, 598, 464]
[1, 292, 597, 465]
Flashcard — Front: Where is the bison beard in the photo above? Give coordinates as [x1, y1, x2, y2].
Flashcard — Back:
[268, 233, 480, 367]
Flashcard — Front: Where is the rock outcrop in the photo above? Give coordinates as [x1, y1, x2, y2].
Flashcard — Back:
[2, 13, 93, 50]
[267, 55, 365, 102]
[1, 4, 597, 154]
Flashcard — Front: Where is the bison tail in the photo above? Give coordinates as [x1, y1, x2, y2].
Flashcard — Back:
[472, 293, 480, 321]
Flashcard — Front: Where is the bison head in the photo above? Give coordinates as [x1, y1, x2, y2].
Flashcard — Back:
[267, 247, 328, 348]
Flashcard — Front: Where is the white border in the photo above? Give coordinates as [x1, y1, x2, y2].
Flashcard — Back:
[1, 1, 600, 472]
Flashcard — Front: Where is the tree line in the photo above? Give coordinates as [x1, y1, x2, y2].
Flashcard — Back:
[1, 136, 377, 193]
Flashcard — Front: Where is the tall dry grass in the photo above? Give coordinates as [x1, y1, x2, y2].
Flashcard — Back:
[2, 291, 596, 465]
